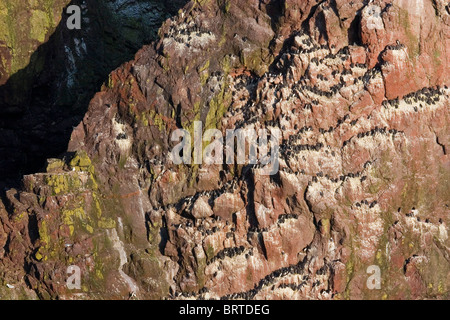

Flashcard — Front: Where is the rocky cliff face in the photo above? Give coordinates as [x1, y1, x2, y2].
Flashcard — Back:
[0, 0, 187, 186]
[0, 0, 449, 300]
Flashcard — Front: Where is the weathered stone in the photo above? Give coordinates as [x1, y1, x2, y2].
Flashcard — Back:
[192, 196, 214, 219]
[0, 0, 448, 301]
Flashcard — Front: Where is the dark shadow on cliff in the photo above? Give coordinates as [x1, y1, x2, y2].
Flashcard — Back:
[0, 0, 188, 194]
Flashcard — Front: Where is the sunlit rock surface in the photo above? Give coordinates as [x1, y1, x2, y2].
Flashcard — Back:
[0, 0, 448, 300]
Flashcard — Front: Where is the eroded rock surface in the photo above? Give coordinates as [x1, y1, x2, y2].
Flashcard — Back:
[0, 0, 187, 185]
[0, 0, 449, 300]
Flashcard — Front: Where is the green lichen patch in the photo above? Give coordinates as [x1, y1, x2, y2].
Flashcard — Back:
[398, 8, 420, 59]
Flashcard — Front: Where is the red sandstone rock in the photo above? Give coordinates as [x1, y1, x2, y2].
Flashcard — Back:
[0, 0, 448, 300]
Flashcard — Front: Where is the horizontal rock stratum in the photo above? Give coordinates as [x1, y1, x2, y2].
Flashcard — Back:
[0, 0, 449, 300]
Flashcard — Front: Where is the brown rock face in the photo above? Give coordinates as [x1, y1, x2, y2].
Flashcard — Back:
[0, 0, 448, 300]
[0, 0, 188, 186]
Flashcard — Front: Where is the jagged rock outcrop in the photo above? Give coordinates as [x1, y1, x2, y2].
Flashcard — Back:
[0, 0, 449, 300]
[0, 0, 187, 186]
